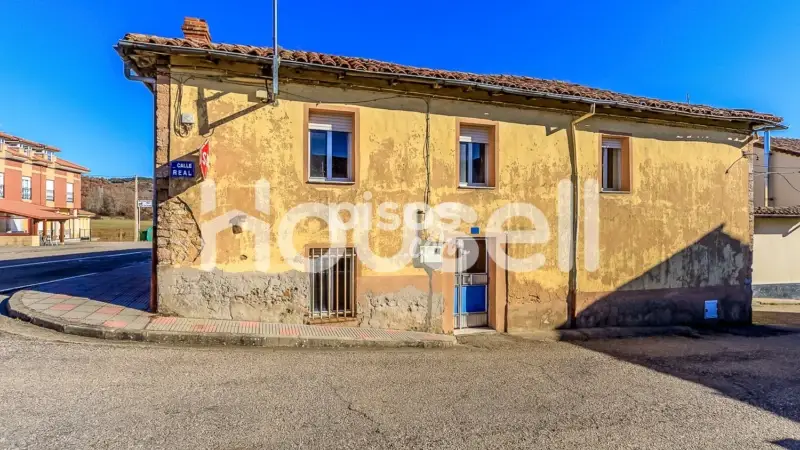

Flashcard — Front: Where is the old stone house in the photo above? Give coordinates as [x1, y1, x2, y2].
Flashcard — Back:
[116, 17, 784, 333]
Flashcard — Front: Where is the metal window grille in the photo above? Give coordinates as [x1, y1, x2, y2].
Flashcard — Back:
[309, 247, 356, 319]
[21, 188, 31, 200]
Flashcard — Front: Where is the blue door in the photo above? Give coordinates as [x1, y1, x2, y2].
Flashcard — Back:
[454, 238, 489, 329]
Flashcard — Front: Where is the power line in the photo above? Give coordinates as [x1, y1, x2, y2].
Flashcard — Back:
[773, 173, 800, 193]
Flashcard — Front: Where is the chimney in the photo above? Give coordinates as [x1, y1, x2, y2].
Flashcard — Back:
[181, 17, 211, 44]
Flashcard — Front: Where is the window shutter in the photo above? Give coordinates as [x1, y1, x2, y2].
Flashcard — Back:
[602, 138, 623, 149]
[309, 112, 353, 132]
[460, 125, 490, 144]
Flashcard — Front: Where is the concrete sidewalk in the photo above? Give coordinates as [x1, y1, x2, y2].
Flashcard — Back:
[6, 263, 455, 348]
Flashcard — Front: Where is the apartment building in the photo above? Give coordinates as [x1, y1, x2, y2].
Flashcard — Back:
[117, 18, 784, 332]
[753, 137, 800, 298]
[0, 132, 92, 246]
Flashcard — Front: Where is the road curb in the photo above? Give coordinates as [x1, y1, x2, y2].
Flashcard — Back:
[8, 292, 455, 349]
[511, 325, 698, 342]
[754, 298, 800, 307]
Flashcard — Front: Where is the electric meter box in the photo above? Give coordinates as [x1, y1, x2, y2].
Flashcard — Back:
[415, 243, 444, 269]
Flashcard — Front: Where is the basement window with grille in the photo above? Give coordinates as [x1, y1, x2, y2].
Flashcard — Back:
[308, 247, 356, 320]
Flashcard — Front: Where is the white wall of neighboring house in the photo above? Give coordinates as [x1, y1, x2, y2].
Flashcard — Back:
[754, 218, 800, 284]
[753, 138, 800, 298]
[769, 151, 800, 207]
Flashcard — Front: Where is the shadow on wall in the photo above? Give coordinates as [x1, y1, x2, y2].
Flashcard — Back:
[566, 224, 752, 329]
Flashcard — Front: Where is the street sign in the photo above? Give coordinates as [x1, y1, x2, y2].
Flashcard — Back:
[138, 200, 152, 208]
[170, 160, 195, 178]
[199, 139, 210, 180]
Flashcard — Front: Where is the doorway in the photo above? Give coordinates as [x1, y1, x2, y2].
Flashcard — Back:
[454, 238, 489, 329]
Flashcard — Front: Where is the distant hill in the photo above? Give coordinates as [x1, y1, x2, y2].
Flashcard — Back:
[81, 176, 153, 219]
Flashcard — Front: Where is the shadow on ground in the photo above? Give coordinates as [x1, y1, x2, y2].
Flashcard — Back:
[548, 223, 800, 425]
[773, 438, 800, 449]
[571, 316, 800, 424]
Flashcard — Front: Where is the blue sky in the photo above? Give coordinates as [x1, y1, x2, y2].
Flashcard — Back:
[1, 0, 798, 176]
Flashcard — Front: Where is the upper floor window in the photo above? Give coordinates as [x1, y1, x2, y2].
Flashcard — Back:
[66, 182, 74, 203]
[46, 179, 54, 201]
[21, 176, 31, 200]
[459, 125, 493, 187]
[0, 172, 4, 198]
[307, 112, 353, 183]
[601, 136, 631, 192]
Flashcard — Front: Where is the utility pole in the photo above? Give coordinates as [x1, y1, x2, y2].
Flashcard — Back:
[134, 175, 139, 242]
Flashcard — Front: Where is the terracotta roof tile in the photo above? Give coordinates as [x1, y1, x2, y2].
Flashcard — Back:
[119, 32, 782, 124]
[5, 149, 28, 159]
[755, 136, 800, 157]
[755, 205, 800, 217]
[0, 199, 69, 220]
[56, 157, 90, 173]
[0, 131, 60, 152]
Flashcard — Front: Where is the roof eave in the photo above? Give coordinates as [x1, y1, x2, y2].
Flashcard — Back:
[117, 39, 784, 128]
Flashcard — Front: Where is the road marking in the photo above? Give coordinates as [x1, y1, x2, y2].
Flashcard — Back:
[0, 272, 100, 293]
[0, 251, 151, 269]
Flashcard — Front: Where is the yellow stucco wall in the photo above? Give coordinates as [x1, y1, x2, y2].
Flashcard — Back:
[161, 73, 752, 330]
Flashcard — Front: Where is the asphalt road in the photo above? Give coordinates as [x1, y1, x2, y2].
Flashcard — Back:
[0, 315, 799, 449]
[0, 245, 151, 293]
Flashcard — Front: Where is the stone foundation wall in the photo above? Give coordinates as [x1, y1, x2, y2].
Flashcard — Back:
[156, 267, 444, 332]
[753, 283, 800, 300]
[157, 267, 309, 322]
[358, 286, 443, 333]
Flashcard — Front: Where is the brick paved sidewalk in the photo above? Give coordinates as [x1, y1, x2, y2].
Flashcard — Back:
[8, 263, 454, 348]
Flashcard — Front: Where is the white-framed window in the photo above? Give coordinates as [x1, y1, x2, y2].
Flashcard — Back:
[21, 176, 31, 200]
[0, 172, 4, 198]
[459, 125, 490, 187]
[46, 179, 54, 201]
[66, 182, 74, 203]
[601, 138, 623, 191]
[308, 112, 353, 182]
